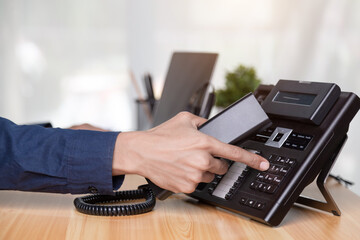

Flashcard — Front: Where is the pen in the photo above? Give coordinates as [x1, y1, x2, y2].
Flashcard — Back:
[129, 70, 153, 122]
[144, 73, 155, 112]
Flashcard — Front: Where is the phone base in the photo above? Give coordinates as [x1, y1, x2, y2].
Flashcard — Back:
[295, 135, 347, 216]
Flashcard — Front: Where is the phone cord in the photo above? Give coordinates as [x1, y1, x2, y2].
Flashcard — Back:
[73, 185, 156, 216]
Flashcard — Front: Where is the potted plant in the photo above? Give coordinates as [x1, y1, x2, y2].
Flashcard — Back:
[215, 65, 261, 108]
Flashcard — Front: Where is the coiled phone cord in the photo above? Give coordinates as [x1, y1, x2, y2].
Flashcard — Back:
[73, 185, 156, 216]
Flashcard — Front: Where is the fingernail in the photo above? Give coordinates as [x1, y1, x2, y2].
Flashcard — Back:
[260, 161, 269, 171]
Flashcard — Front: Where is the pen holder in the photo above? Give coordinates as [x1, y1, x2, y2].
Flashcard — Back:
[136, 98, 158, 130]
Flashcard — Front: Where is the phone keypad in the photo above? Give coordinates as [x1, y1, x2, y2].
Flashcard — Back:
[249, 155, 296, 194]
[208, 154, 296, 211]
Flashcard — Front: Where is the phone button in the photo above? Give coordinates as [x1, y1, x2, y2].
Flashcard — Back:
[273, 176, 283, 185]
[254, 202, 265, 210]
[265, 184, 277, 194]
[270, 165, 281, 174]
[268, 154, 278, 162]
[279, 167, 290, 176]
[239, 197, 247, 205]
[249, 181, 259, 189]
[285, 158, 296, 166]
[245, 199, 256, 207]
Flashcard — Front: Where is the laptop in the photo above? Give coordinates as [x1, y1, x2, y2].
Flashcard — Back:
[152, 52, 218, 127]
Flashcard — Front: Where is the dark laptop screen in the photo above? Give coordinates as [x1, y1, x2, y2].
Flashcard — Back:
[152, 52, 218, 126]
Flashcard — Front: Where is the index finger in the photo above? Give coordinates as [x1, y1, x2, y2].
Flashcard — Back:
[208, 137, 269, 171]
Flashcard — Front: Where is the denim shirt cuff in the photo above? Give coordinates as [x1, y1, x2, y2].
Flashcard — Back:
[64, 130, 123, 195]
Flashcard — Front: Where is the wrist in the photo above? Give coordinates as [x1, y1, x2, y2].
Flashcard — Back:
[112, 131, 143, 176]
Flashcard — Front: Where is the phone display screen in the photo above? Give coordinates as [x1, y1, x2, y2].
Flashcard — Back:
[273, 91, 316, 106]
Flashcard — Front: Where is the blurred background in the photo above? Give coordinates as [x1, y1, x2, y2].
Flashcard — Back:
[1, 0, 360, 194]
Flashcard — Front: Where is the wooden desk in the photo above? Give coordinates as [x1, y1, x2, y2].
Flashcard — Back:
[1, 175, 360, 240]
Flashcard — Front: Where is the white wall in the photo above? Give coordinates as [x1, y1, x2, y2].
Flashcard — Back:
[0, 0, 133, 130]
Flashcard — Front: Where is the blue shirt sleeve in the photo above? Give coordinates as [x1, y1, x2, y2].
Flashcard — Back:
[0, 117, 124, 195]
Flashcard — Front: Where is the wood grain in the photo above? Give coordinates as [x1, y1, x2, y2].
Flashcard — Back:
[1, 175, 360, 240]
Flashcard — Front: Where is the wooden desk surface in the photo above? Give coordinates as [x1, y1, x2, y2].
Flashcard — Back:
[1, 175, 360, 240]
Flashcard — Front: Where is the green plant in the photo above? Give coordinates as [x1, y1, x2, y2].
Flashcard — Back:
[215, 65, 261, 108]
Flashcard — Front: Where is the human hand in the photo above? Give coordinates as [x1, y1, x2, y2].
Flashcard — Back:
[112, 112, 269, 194]
[68, 123, 107, 132]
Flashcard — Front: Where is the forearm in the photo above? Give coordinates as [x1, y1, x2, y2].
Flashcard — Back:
[0, 117, 123, 194]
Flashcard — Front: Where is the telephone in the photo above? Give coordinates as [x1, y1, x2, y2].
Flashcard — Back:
[187, 80, 360, 226]
[74, 79, 360, 227]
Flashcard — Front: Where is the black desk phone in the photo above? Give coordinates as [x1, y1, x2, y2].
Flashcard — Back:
[74, 79, 359, 226]
[149, 79, 360, 226]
